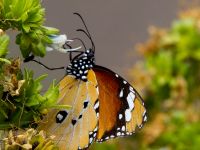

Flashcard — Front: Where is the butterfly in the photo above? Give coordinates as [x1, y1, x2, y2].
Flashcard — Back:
[38, 13, 147, 150]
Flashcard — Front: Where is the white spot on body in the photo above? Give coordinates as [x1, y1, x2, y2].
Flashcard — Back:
[79, 70, 83, 74]
[81, 76, 87, 80]
[115, 74, 119, 78]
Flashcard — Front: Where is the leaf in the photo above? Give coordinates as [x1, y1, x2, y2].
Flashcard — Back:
[0, 34, 10, 57]
[42, 26, 60, 35]
[26, 94, 44, 107]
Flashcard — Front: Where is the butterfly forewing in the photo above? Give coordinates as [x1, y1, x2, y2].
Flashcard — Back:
[38, 70, 99, 150]
[93, 65, 147, 141]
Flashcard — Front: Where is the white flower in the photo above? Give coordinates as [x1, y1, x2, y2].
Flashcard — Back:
[46, 34, 81, 53]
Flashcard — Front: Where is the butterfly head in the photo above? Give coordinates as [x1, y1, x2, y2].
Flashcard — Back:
[66, 49, 95, 81]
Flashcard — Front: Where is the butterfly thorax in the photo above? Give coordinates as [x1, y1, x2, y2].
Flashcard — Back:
[66, 49, 95, 81]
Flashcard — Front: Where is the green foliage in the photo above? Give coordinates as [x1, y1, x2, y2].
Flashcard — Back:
[0, 33, 9, 57]
[129, 8, 200, 150]
[156, 112, 200, 150]
[0, 0, 59, 58]
[0, 59, 68, 129]
[0, 0, 70, 148]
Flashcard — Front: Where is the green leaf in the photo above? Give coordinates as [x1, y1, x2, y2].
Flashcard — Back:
[0, 58, 11, 64]
[0, 34, 10, 57]
[26, 94, 44, 107]
[42, 26, 60, 35]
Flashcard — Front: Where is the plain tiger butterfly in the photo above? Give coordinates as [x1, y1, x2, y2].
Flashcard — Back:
[38, 13, 147, 150]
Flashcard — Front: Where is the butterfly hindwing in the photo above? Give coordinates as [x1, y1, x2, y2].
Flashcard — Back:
[93, 65, 147, 142]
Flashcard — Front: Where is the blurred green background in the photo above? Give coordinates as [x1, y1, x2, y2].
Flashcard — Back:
[91, 6, 200, 150]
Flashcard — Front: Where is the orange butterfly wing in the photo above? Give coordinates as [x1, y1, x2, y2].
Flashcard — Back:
[38, 70, 99, 150]
[93, 65, 147, 142]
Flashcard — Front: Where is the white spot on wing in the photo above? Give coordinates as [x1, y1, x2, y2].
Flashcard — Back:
[125, 109, 132, 121]
[119, 114, 123, 120]
[110, 135, 115, 138]
[119, 88, 124, 98]
[105, 137, 109, 140]
[94, 101, 99, 110]
[122, 126, 125, 131]
[117, 132, 121, 136]
[89, 137, 93, 143]
[127, 93, 134, 110]
[96, 112, 99, 118]
[144, 115, 147, 122]
[93, 133, 96, 137]
[57, 114, 63, 121]
[123, 80, 127, 84]
[129, 86, 135, 93]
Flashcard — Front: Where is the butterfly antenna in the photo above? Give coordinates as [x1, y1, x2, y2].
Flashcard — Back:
[73, 12, 95, 51]
[76, 29, 95, 51]
[72, 37, 87, 50]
